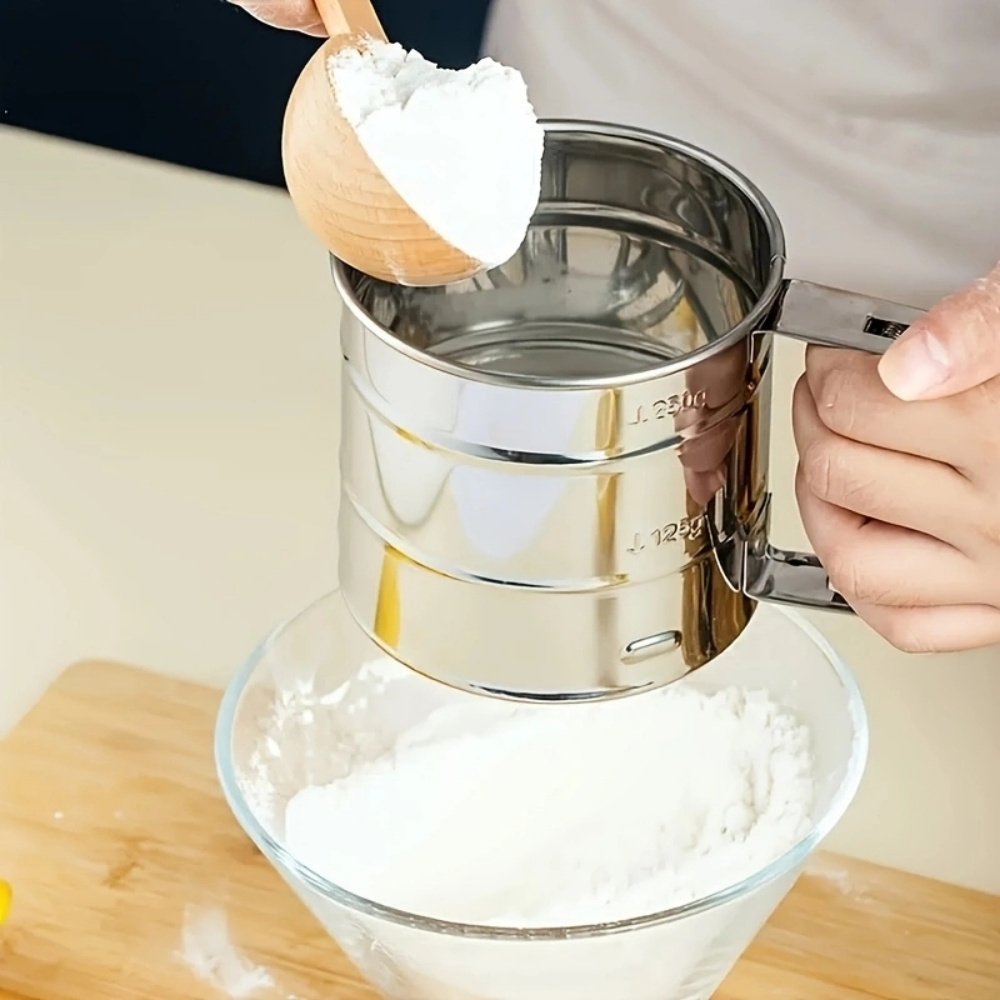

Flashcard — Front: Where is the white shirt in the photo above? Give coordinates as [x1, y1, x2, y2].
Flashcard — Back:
[484, 0, 1000, 308]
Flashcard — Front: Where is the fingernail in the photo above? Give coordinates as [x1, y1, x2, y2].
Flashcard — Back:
[878, 329, 951, 400]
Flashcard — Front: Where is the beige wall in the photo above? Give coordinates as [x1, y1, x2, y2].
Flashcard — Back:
[2, 131, 997, 893]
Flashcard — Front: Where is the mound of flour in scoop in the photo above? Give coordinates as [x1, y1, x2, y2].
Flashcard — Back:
[283, 665, 815, 927]
[328, 40, 544, 269]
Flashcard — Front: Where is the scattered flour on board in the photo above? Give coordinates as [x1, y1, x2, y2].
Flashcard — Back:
[810, 862, 871, 902]
[328, 40, 544, 270]
[180, 906, 275, 999]
[282, 662, 817, 927]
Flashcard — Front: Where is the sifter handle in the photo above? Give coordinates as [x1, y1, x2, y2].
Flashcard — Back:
[743, 278, 925, 613]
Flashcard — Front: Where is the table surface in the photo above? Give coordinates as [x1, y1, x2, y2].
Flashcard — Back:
[0, 660, 998, 1000]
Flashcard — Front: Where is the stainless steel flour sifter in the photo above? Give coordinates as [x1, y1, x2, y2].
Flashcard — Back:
[330, 120, 923, 702]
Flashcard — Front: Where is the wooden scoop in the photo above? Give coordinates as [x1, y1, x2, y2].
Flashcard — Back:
[282, 0, 485, 285]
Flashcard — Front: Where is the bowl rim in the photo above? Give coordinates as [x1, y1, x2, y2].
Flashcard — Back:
[215, 593, 869, 940]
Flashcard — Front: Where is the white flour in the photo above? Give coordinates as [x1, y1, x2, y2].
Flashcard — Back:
[180, 906, 275, 998]
[328, 40, 544, 269]
[283, 671, 815, 927]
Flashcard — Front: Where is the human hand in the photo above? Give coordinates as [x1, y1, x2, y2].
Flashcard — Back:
[793, 263, 1000, 652]
[228, 0, 326, 36]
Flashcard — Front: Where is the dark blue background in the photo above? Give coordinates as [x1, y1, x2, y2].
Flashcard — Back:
[0, 0, 493, 187]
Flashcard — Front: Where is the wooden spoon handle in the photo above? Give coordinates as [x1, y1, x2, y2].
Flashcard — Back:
[313, 0, 387, 40]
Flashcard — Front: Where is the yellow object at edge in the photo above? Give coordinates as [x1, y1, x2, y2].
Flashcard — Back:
[0, 880, 11, 924]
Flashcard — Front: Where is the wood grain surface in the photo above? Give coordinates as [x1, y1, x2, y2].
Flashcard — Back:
[0, 661, 997, 999]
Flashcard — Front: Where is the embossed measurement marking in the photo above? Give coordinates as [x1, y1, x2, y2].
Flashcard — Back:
[626, 389, 708, 425]
[626, 514, 705, 554]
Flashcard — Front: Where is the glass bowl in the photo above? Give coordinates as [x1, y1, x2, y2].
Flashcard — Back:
[216, 592, 868, 1000]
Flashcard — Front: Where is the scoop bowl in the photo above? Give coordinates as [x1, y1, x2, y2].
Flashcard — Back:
[282, 34, 485, 286]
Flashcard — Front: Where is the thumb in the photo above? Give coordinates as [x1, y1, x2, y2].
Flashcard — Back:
[228, 0, 327, 36]
[878, 261, 1000, 400]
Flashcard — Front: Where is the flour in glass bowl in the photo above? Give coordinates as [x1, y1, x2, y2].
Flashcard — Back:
[328, 40, 544, 270]
[282, 661, 816, 927]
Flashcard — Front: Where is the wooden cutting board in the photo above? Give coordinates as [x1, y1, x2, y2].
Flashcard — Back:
[0, 661, 997, 1000]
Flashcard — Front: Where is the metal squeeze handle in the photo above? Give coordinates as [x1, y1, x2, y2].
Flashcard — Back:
[742, 279, 925, 613]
